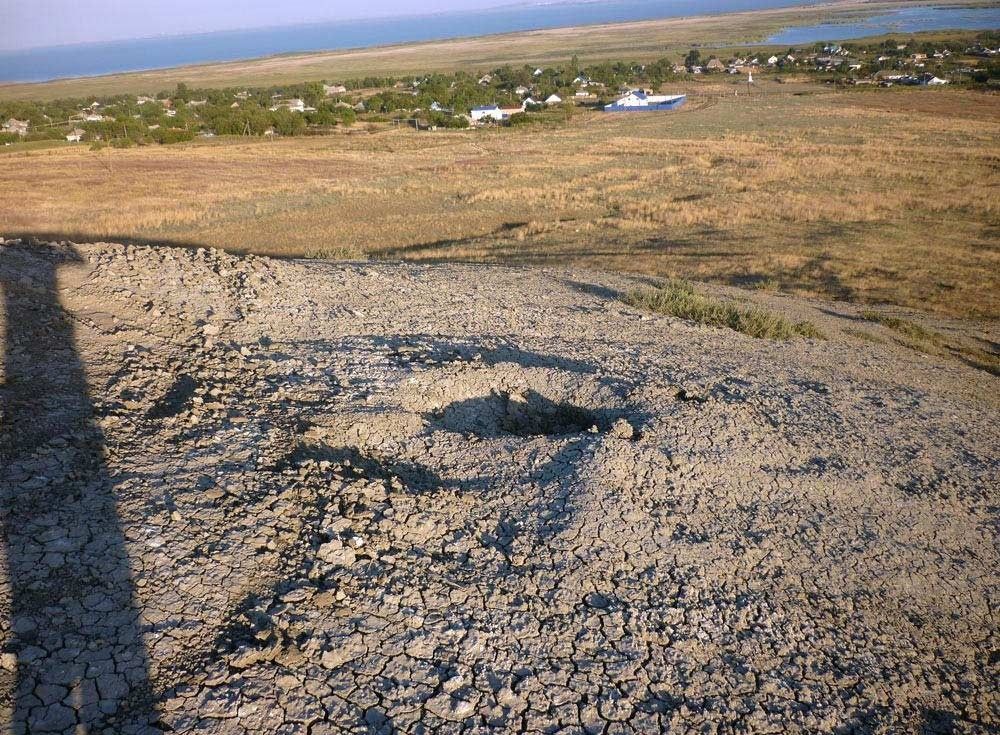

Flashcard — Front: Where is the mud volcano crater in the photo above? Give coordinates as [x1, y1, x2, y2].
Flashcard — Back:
[431, 388, 616, 438]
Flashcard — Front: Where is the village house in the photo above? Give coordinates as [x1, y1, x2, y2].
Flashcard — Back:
[323, 83, 347, 95]
[532, 68, 544, 76]
[136, 95, 155, 105]
[470, 104, 504, 123]
[83, 112, 105, 122]
[65, 128, 85, 143]
[2, 118, 29, 136]
[478, 74, 493, 85]
[767, 55, 779, 65]
[270, 98, 306, 112]
[672, 64, 687, 74]
[966, 45, 998, 57]
[514, 85, 531, 96]
[544, 94, 562, 104]
[604, 90, 686, 112]
[706, 58, 726, 72]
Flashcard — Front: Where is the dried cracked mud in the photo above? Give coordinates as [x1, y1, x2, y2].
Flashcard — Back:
[0, 241, 997, 734]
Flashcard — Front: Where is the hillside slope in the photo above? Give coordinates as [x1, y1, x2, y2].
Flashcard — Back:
[0, 240, 997, 733]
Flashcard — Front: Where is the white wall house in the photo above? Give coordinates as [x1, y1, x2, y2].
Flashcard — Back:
[470, 104, 505, 122]
[545, 94, 562, 104]
[604, 91, 686, 111]
[611, 91, 683, 107]
[271, 99, 306, 112]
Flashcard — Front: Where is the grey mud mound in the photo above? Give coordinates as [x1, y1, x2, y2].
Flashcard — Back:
[0, 240, 997, 734]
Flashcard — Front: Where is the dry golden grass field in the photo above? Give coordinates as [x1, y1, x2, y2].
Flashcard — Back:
[2, 82, 998, 319]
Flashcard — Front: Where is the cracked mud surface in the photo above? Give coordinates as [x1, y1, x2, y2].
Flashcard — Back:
[0, 241, 997, 734]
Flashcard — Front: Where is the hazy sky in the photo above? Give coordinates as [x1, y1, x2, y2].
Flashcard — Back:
[1, 0, 516, 50]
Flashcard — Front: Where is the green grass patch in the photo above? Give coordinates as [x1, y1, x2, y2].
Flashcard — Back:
[843, 327, 885, 344]
[625, 280, 824, 340]
[861, 309, 999, 376]
[860, 310, 934, 341]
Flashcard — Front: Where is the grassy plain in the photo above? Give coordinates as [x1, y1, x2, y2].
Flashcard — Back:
[0, 0, 994, 101]
[2, 81, 997, 318]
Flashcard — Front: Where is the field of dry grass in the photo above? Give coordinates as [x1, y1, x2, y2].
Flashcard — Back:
[0, 0, 992, 101]
[2, 83, 998, 318]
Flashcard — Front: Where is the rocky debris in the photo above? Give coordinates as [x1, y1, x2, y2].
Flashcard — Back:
[0, 240, 997, 734]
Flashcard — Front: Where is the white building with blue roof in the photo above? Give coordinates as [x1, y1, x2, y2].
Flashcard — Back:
[470, 104, 505, 122]
[604, 91, 686, 112]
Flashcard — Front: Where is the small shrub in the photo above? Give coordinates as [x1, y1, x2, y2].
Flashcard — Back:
[150, 128, 195, 144]
[625, 280, 824, 340]
[752, 277, 780, 292]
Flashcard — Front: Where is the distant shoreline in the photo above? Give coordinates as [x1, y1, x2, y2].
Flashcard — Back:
[0, 0, 995, 101]
[0, 0, 826, 83]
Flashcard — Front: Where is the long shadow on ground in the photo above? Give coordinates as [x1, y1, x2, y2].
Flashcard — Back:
[0, 244, 157, 732]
